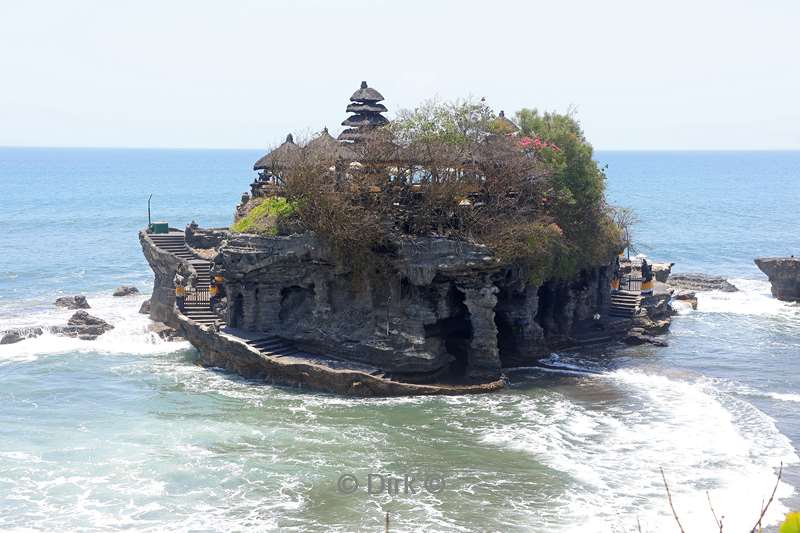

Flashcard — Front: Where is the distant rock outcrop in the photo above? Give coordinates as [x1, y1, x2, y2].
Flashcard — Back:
[668, 273, 737, 292]
[113, 286, 139, 297]
[755, 257, 800, 302]
[55, 295, 90, 309]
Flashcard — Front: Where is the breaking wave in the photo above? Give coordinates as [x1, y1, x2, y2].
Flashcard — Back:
[480, 367, 798, 531]
[0, 291, 191, 364]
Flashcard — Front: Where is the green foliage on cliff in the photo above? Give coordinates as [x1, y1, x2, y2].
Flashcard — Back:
[513, 107, 622, 279]
[231, 196, 297, 235]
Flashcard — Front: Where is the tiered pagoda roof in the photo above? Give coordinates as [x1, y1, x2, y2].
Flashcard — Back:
[338, 81, 389, 143]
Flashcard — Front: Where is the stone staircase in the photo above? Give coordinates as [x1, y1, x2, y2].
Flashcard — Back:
[243, 335, 387, 377]
[148, 232, 221, 327]
[609, 291, 641, 318]
[244, 336, 302, 357]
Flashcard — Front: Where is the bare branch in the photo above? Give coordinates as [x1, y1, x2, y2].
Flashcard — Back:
[751, 462, 783, 533]
[706, 490, 723, 532]
[660, 467, 686, 533]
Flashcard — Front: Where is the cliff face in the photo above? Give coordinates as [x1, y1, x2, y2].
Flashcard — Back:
[220, 233, 612, 381]
[755, 257, 800, 301]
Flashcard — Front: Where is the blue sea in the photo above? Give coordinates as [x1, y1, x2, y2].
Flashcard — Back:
[1, 147, 799, 532]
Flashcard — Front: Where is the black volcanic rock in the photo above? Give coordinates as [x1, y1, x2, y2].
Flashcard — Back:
[113, 286, 139, 297]
[53, 311, 114, 340]
[668, 273, 737, 292]
[755, 257, 800, 302]
[1, 327, 44, 345]
[55, 295, 90, 309]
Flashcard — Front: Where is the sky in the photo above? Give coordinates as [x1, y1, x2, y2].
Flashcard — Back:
[1, 0, 799, 150]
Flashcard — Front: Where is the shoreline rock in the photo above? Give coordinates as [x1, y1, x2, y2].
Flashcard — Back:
[52, 311, 114, 340]
[671, 289, 698, 310]
[754, 257, 800, 302]
[55, 295, 90, 309]
[148, 322, 182, 341]
[667, 273, 737, 292]
[113, 286, 139, 297]
[139, 299, 151, 315]
[623, 327, 668, 347]
[1, 327, 44, 345]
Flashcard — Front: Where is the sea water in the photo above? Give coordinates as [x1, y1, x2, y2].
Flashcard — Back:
[1, 148, 799, 532]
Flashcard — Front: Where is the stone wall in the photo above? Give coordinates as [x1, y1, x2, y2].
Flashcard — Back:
[219, 232, 613, 381]
[185, 224, 230, 249]
[139, 231, 185, 328]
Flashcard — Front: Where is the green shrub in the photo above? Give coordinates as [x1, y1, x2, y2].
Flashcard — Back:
[231, 196, 297, 235]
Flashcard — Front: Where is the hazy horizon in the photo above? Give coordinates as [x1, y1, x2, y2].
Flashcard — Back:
[2, 0, 799, 151]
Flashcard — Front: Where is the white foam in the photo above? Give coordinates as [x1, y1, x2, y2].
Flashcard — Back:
[696, 278, 800, 317]
[0, 292, 190, 363]
[768, 392, 800, 403]
[478, 368, 799, 531]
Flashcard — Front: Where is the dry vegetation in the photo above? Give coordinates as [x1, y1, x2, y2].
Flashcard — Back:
[244, 99, 627, 283]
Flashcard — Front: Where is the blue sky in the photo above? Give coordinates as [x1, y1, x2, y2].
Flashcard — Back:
[1, 0, 798, 150]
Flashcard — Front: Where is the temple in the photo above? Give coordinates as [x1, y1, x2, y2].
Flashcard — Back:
[139, 80, 670, 396]
[338, 81, 389, 143]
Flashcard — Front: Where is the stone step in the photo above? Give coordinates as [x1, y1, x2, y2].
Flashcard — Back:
[609, 310, 636, 317]
[264, 348, 300, 357]
[250, 339, 291, 350]
[610, 305, 637, 312]
[246, 336, 280, 344]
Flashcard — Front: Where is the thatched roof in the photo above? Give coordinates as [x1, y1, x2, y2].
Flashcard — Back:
[350, 81, 384, 103]
[346, 102, 388, 114]
[341, 113, 390, 128]
[337, 128, 363, 142]
[490, 110, 519, 134]
[474, 133, 523, 164]
[304, 127, 356, 161]
[253, 133, 301, 171]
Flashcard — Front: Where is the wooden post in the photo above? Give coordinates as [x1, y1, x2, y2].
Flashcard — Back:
[384, 512, 389, 532]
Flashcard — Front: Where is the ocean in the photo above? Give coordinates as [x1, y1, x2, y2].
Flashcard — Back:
[1, 147, 799, 532]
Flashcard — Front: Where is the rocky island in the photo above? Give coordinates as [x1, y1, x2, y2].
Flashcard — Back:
[140, 82, 675, 396]
[755, 256, 800, 301]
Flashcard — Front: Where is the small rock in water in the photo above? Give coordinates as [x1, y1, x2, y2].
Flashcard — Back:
[1, 327, 44, 345]
[54, 295, 90, 309]
[671, 289, 698, 310]
[668, 273, 737, 292]
[52, 311, 114, 340]
[139, 299, 151, 314]
[113, 286, 139, 297]
[148, 322, 181, 341]
[623, 328, 668, 347]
